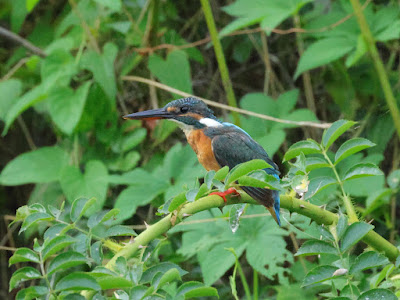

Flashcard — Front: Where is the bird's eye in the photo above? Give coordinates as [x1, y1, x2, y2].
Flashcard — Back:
[180, 106, 189, 113]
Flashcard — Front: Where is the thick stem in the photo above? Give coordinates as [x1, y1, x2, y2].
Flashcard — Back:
[349, 0, 400, 139]
[200, 0, 241, 125]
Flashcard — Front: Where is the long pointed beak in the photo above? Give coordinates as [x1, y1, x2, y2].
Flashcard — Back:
[123, 108, 173, 120]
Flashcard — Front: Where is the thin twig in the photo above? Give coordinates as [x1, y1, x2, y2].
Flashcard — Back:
[0, 26, 47, 58]
[122, 75, 332, 129]
[0, 246, 17, 252]
[1, 58, 29, 81]
[17, 116, 37, 150]
[132, 2, 371, 55]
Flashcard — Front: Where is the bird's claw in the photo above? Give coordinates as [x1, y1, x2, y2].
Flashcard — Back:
[210, 188, 240, 202]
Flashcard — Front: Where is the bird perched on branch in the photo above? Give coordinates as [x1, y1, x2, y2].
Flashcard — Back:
[123, 97, 281, 225]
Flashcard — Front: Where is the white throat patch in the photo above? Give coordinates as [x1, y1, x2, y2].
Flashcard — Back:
[199, 118, 222, 127]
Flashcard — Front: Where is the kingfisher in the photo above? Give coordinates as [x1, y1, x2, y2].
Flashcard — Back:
[123, 97, 281, 225]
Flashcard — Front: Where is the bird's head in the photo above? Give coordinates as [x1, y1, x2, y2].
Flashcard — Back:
[123, 97, 221, 129]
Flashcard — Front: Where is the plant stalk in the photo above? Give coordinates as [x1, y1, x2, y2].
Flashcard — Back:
[237, 259, 252, 300]
[200, 0, 241, 125]
[349, 0, 400, 139]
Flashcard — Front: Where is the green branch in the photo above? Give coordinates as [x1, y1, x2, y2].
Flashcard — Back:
[350, 0, 400, 139]
[200, 0, 241, 126]
[104, 193, 399, 272]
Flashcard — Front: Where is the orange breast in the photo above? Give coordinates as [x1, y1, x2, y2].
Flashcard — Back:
[186, 129, 221, 171]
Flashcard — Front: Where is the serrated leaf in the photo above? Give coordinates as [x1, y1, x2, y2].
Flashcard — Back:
[105, 225, 137, 237]
[283, 140, 321, 162]
[205, 171, 216, 189]
[70, 197, 97, 222]
[305, 157, 329, 172]
[357, 289, 397, 300]
[335, 138, 375, 164]
[343, 163, 383, 181]
[42, 235, 76, 261]
[9, 267, 42, 291]
[349, 251, 389, 274]
[336, 215, 348, 240]
[295, 38, 354, 78]
[238, 174, 279, 190]
[176, 281, 203, 297]
[225, 159, 272, 186]
[296, 240, 338, 257]
[305, 176, 337, 199]
[363, 188, 392, 216]
[340, 222, 374, 252]
[90, 241, 103, 265]
[55, 272, 101, 292]
[0, 147, 69, 185]
[9, 248, 40, 265]
[322, 120, 356, 149]
[302, 265, 338, 286]
[47, 251, 88, 275]
[19, 212, 54, 233]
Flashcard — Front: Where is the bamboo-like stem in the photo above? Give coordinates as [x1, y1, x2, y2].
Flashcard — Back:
[349, 0, 400, 139]
[103, 193, 398, 271]
[200, 0, 241, 126]
[83, 192, 399, 298]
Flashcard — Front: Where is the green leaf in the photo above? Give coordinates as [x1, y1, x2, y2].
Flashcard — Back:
[169, 192, 187, 212]
[26, 0, 40, 12]
[295, 38, 354, 78]
[96, 275, 133, 290]
[0, 79, 22, 121]
[48, 82, 91, 135]
[340, 222, 374, 252]
[296, 240, 338, 257]
[336, 215, 348, 240]
[81, 43, 118, 101]
[155, 268, 181, 289]
[225, 159, 272, 186]
[357, 289, 397, 300]
[141, 262, 188, 284]
[176, 281, 204, 297]
[305, 157, 330, 172]
[363, 188, 392, 216]
[19, 212, 54, 233]
[16, 286, 48, 300]
[105, 225, 137, 237]
[9, 248, 40, 265]
[302, 265, 338, 286]
[90, 241, 103, 265]
[322, 120, 356, 149]
[92, 0, 121, 12]
[305, 176, 337, 199]
[70, 197, 97, 222]
[214, 166, 229, 181]
[55, 272, 101, 292]
[148, 50, 193, 97]
[60, 160, 108, 214]
[42, 235, 76, 261]
[283, 139, 321, 162]
[185, 287, 219, 298]
[0, 147, 69, 185]
[238, 174, 279, 190]
[342, 163, 383, 181]
[114, 181, 168, 221]
[47, 251, 88, 275]
[349, 251, 389, 274]
[9, 267, 42, 291]
[88, 209, 120, 228]
[335, 138, 375, 164]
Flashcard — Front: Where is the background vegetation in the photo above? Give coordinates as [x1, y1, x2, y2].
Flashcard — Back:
[0, 0, 400, 299]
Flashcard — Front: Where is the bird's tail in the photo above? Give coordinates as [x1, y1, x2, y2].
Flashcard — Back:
[240, 186, 281, 226]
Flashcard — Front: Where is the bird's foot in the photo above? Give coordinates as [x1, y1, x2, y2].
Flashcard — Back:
[210, 188, 240, 203]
